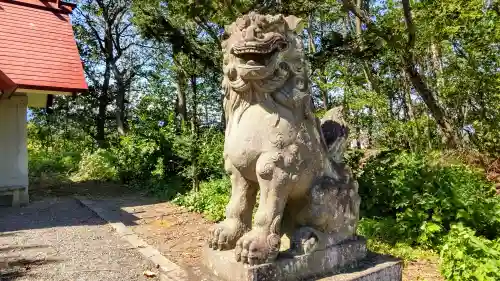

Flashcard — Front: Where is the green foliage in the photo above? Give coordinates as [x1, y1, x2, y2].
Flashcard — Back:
[314, 108, 327, 119]
[440, 224, 500, 281]
[197, 128, 226, 179]
[357, 217, 405, 246]
[376, 116, 441, 151]
[131, 177, 186, 200]
[70, 149, 118, 182]
[110, 135, 161, 183]
[471, 120, 500, 157]
[358, 150, 500, 248]
[28, 144, 80, 183]
[27, 123, 86, 184]
[344, 148, 365, 176]
[357, 150, 500, 280]
[357, 218, 437, 262]
[173, 177, 230, 222]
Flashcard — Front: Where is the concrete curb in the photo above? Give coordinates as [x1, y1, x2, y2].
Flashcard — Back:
[75, 196, 189, 281]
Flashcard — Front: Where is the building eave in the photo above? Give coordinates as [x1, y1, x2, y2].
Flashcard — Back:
[0, 69, 17, 99]
[16, 83, 87, 95]
[0, 0, 77, 14]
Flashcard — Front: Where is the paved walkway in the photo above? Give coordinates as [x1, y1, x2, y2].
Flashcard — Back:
[0, 198, 160, 281]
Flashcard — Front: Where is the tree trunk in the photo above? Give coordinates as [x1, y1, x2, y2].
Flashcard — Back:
[355, 0, 362, 35]
[307, 14, 316, 53]
[110, 55, 131, 136]
[96, 62, 111, 148]
[115, 80, 128, 135]
[401, 68, 420, 150]
[430, 41, 443, 89]
[356, 123, 362, 149]
[319, 72, 329, 110]
[96, 92, 108, 148]
[404, 64, 459, 148]
[190, 75, 200, 192]
[175, 69, 187, 123]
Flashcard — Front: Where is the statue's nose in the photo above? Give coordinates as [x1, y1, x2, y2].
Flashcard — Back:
[244, 25, 257, 41]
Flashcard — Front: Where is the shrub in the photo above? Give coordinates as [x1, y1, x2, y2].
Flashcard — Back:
[169, 125, 225, 183]
[440, 224, 500, 281]
[28, 143, 81, 183]
[357, 217, 438, 262]
[344, 148, 365, 177]
[70, 149, 118, 182]
[197, 128, 225, 179]
[173, 177, 230, 222]
[128, 176, 186, 199]
[111, 135, 161, 184]
[471, 120, 500, 157]
[358, 150, 500, 248]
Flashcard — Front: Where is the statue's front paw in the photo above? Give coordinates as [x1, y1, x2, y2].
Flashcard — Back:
[235, 228, 280, 265]
[209, 219, 248, 250]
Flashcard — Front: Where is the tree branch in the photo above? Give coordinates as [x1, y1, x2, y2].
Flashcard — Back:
[82, 13, 106, 54]
[117, 22, 133, 36]
[194, 17, 221, 46]
[340, 0, 395, 44]
[401, 0, 416, 50]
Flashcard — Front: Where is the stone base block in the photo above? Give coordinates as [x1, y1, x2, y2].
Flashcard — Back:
[202, 237, 391, 281]
[315, 254, 402, 281]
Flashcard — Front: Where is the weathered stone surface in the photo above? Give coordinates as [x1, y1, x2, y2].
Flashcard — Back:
[203, 238, 372, 281]
[315, 254, 403, 281]
[207, 11, 361, 267]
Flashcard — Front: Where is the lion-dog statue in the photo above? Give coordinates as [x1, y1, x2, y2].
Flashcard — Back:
[208, 12, 361, 266]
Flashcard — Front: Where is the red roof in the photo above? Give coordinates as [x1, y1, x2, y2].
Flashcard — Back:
[0, 0, 87, 95]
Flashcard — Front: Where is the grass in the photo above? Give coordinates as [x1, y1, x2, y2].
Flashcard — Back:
[366, 238, 438, 263]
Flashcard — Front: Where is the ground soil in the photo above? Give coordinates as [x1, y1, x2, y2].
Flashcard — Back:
[29, 181, 444, 281]
[403, 259, 444, 281]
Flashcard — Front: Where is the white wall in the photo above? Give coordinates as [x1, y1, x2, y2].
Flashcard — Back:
[0, 96, 28, 197]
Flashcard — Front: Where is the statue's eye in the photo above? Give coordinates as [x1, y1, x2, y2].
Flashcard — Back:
[221, 32, 231, 41]
[257, 22, 268, 30]
[236, 16, 250, 29]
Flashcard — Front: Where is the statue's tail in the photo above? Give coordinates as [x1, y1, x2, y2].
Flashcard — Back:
[319, 106, 350, 164]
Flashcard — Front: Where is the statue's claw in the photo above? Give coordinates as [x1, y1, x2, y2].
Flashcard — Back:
[235, 228, 280, 265]
[208, 219, 248, 251]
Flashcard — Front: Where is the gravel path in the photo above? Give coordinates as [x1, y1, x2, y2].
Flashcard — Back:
[77, 197, 220, 281]
[0, 198, 160, 281]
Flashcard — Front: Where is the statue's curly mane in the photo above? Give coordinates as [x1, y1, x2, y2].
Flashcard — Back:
[221, 17, 313, 127]
[222, 75, 250, 126]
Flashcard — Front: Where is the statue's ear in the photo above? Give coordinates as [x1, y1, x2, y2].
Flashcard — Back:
[285, 15, 305, 33]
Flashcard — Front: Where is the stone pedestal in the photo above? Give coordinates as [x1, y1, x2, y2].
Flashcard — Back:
[202, 237, 402, 281]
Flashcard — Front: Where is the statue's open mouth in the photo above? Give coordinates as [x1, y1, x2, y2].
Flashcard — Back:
[232, 37, 287, 69]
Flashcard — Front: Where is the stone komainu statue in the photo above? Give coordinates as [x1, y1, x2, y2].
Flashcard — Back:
[208, 12, 360, 266]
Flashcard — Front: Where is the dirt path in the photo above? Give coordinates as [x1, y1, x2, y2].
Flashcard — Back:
[404, 259, 444, 281]
[27, 182, 444, 281]
[81, 197, 444, 281]
[0, 198, 160, 281]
